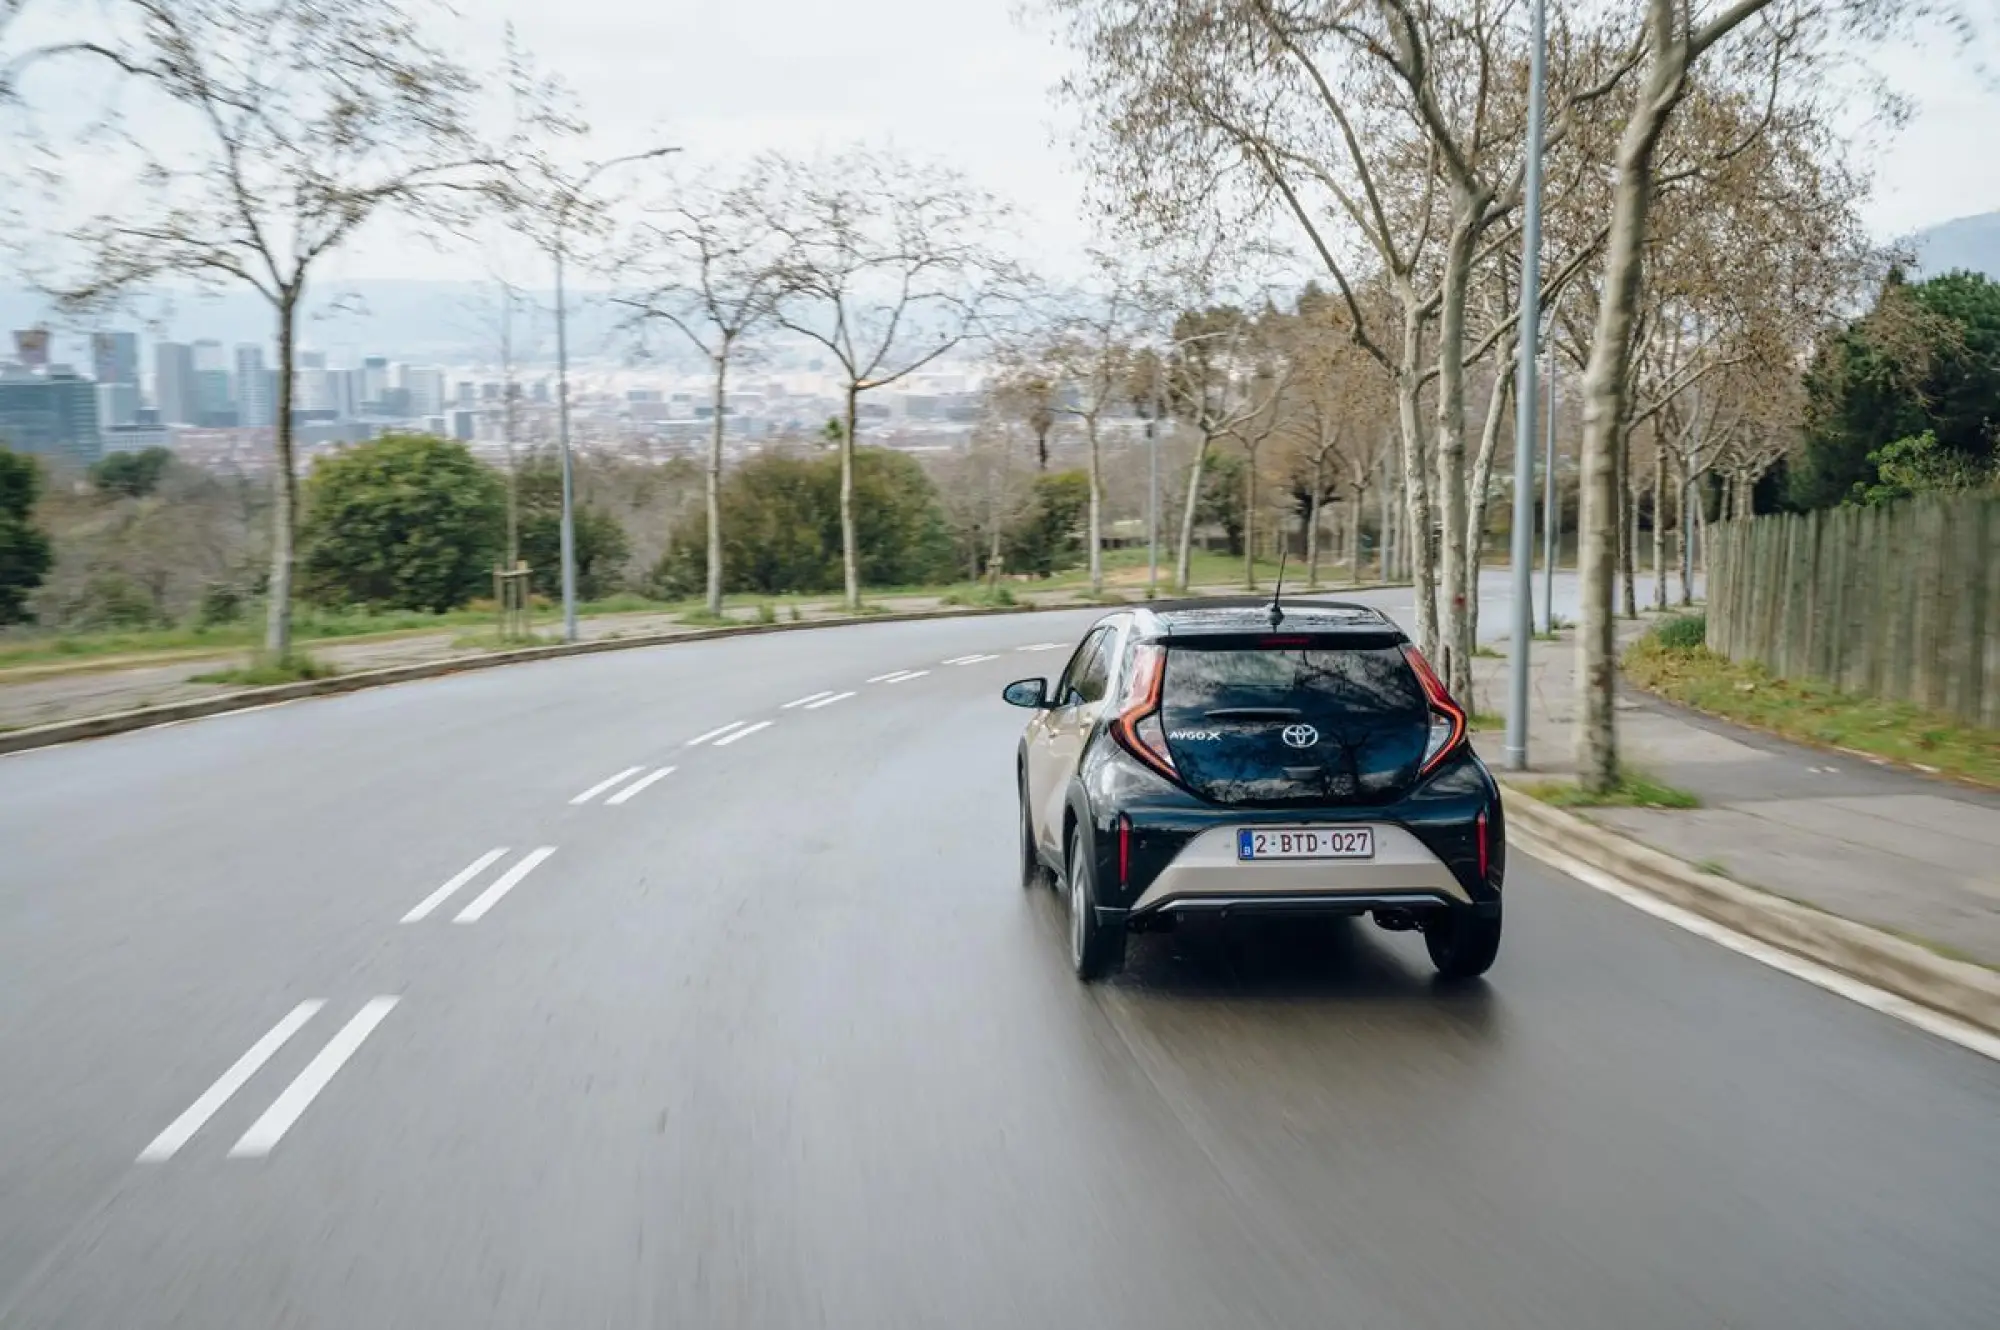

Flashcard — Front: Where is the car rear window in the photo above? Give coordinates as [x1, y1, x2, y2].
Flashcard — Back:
[1164, 643, 1424, 715]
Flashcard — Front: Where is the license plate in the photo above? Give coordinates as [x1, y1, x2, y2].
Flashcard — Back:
[1236, 827, 1375, 861]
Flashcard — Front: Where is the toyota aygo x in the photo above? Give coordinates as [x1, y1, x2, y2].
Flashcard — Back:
[1005, 599, 1505, 981]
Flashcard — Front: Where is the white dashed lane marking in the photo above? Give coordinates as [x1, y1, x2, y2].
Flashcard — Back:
[401, 849, 508, 922]
[138, 1001, 325, 1162]
[944, 654, 998, 665]
[228, 998, 400, 1158]
[687, 721, 748, 746]
[605, 766, 675, 805]
[885, 670, 929, 684]
[452, 847, 558, 923]
[1017, 643, 1063, 652]
[711, 720, 772, 747]
[783, 691, 837, 709]
[803, 691, 855, 709]
[867, 670, 913, 683]
[569, 766, 644, 805]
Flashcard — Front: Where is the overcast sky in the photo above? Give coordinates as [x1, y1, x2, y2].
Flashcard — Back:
[18, 1, 2000, 287]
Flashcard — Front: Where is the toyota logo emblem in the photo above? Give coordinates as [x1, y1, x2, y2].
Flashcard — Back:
[1281, 723, 1319, 750]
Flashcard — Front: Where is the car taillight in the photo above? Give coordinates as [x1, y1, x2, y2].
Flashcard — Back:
[1118, 814, 1131, 886]
[1401, 644, 1468, 776]
[1111, 644, 1179, 783]
[1476, 808, 1489, 880]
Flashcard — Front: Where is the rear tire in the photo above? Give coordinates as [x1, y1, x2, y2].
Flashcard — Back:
[1067, 826, 1126, 981]
[1425, 904, 1501, 980]
[1019, 770, 1050, 889]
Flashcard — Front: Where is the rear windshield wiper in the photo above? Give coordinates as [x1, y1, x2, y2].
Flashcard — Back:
[1204, 706, 1303, 720]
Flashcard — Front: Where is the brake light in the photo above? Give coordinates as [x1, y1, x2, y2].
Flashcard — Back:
[1118, 814, 1131, 886]
[1111, 644, 1179, 783]
[1401, 644, 1468, 776]
[1260, 635, 1310, 647]
[1476, 808, 1489, 880]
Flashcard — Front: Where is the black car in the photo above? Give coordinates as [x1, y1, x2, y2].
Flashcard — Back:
[1005, 599, 1504, 980]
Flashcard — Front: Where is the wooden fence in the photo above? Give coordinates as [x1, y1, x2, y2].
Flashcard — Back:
[1706, 494, 2000, 729]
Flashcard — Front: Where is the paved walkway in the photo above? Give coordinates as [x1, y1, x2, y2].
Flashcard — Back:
[1475, 619, 2000, 969]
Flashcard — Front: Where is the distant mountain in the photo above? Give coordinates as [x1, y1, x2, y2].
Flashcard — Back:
[1910, 211, 2000, 280]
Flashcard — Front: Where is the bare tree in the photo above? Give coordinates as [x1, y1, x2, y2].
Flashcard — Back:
[752, 147, 1018, 610]
[3, 0, 524, 659]
[616, 170, 786, 615]
[1566, 0, 1948, 788]
[1165, 307, 1270, 591]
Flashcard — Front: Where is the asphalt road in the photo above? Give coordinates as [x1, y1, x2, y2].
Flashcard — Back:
[1, 582, 1995, 1329]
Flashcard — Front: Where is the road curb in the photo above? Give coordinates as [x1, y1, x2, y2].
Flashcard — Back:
[0, 601, 1052, 757]
[1501, 785, 2000, 1037]
[0, 582, 1412, 757]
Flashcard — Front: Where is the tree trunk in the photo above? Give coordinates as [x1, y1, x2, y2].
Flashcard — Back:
[1035, 424, 1050, 472]
[1679, 468, 1696, 605]
[1175, 437, 1208, 592]
[1379, 441, 1392, 582]
[1305, 455, 1323, 587]
[841, 383, 860, 610]
[1575, 6, 1686, 792]
[265, 291, 299, 659]
[1618, 421, 1639, 619]
[1396, 309, 1439, 657]
[1463, 351, 1513, 683]
[1651, 435, 1668, 611]
[706, 346, 729, 616]
[1350, 477, 1366, 588]
[1086, 415, 1103, 595]
[1243, 446, 1258, 590]
[1433, 216, 1478, 699]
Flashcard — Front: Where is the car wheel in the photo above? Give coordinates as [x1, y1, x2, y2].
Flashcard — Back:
[1425, 904, 1502, 980]
[1067, 826, 1125, 981]
[1019, 770, 1049, 889]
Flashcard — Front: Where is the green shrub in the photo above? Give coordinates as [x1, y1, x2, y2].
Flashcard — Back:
[1653, 613, 1707, 652]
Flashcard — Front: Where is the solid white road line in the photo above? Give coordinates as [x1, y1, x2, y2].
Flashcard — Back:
[782, 691, 836, 709]
[1017, 643, 1063, 652]
[228, 998, 400, 1158]
[1517, 830, 2000, 1064]
[867, 670, 913, 683]
[687, 721, 748, 746]
[803, 690, 856, 710]
[453, 846, 558, 923]
[569, 766, 644, 805]
[138, 1001, 325, 1162]
[605, 765, 675, 805]
[885, 670, 929, 683]
[711, 719, 772, 747]
[401, 849, 508, 923]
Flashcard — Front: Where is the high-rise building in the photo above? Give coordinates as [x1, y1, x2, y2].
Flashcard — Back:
[361, 356, 390, 410]
[235, 345, 274, 428]
[96, 380, 142, 429]
[398, 364, 446, 418]
[153, 342, 197, 425]
[91, 331, 140, 386]
[0, 366, 102, 467]
[328, 368, 359, 420]
[191, 342, 234, 426]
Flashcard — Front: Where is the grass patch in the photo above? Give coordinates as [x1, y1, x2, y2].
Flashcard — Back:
[1624, 629, 2000, 789]
[1472, 644, 1503, 659]
[1694, 858, 1733, 878]
[674, 608, 736, 628]
[1469, 710, 1504, 731]
[1524, 773, 1702, 809]
[190, 655, 336, 687]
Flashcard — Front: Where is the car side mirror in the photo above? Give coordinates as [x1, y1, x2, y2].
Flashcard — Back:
[1002, 678, 1048, 709]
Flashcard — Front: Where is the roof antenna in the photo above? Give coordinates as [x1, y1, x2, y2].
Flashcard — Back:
[1268, 544, 1289, 628]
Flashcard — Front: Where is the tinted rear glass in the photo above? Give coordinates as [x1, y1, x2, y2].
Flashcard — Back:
[1164, 644, 1423, 714]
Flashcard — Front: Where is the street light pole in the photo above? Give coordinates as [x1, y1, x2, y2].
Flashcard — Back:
[549, 145, 681, 642]
[1504, 0, 1547, 772]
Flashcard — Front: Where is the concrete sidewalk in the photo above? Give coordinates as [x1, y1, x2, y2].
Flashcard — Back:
[1474, 619, 2000, 970]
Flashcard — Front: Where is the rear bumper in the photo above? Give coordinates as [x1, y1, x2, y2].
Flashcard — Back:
[1126, 824, 1469, 920]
